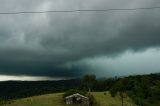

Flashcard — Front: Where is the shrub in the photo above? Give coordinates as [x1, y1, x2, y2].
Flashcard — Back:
[86, 93, 99, 106]
[110, 88, 117, 97]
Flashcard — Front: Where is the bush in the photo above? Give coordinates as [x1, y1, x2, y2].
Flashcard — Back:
[110, 88, 117, 97]
[0, 98, 12, 105]
[86, 93, 99, 106]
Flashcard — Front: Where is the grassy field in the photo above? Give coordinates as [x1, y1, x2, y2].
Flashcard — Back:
[0, 92, 136, 106]
[92, 92, 136, 106]
[1, 93, 66, 106]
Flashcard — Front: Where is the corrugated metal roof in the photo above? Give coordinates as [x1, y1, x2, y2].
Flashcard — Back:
[65, 93, 88, 99]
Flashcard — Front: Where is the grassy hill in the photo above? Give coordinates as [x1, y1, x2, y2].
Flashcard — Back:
[1, 92, 136, 106]
[92, 92, 135, 106]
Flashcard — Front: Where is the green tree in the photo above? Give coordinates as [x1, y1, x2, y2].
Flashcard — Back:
[110, 79, 128, 106]
[82, 75, 97, 92]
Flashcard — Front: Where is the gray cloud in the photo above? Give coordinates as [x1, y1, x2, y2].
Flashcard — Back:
[0, 0, 160, 77]
[67, 48, 160, 78]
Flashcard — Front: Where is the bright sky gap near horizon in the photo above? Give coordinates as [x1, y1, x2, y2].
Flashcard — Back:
[0, 0, 160, 81]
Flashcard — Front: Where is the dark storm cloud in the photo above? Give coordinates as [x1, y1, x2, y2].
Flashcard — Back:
[0, 0, 160, 77]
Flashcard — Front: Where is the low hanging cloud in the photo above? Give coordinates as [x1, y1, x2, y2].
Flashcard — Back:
[0, 0, 160, 78]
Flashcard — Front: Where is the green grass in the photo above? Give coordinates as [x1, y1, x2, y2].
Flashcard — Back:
[1, 93, 66, 106]
[1, 92, 136, 106]
[92, 92, 136, 106]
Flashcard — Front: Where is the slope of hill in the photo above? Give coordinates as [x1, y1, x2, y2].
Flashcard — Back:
[1, 92, 136, 106]
[92, 92, 135, 106]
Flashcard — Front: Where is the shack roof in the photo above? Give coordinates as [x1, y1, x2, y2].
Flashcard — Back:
[65, 93, 88, 99]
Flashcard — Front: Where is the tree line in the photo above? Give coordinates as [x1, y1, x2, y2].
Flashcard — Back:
[80, 74, 160, 106]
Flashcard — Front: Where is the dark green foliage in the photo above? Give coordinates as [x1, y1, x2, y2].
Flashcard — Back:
[0, 79, 80, 100]
[109, 79, 128, 106]
[109, 73, 160, 106]
[94, 78, 116, 91]
[110, 87, 117, 97]
[80, 76, 117, 92]
[81, 75, 97, 92]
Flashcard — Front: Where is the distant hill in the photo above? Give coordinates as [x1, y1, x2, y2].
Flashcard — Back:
[0, 79, 80, 100]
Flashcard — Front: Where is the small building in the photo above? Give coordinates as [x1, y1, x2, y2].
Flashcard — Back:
[65, 93, 89, 105]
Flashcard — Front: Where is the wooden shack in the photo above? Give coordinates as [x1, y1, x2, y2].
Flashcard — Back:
[65, 93, 89, 105]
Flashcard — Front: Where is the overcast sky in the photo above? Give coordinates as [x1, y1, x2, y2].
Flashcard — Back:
[0, 0, 160, 81]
